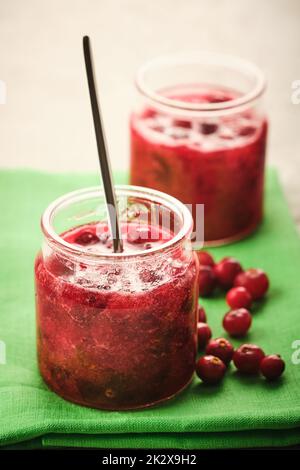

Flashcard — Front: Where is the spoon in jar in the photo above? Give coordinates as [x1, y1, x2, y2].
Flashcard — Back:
[83, 35, 123, 253]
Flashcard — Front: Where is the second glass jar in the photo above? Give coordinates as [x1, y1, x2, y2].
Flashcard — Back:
[130, 53, 268, 246]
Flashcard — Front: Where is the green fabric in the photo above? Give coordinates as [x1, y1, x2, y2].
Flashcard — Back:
[0, 168, 300, 450]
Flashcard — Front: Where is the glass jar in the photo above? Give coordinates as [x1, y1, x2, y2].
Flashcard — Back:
[35, 185, 199, 410]
[130, 53, 268, 246]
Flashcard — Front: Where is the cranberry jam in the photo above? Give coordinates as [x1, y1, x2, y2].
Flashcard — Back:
[130, 54, 267, 245]
[35, 187, 199, 410]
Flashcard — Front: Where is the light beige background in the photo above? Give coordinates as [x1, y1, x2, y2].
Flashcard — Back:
[0, 0, 299, 225]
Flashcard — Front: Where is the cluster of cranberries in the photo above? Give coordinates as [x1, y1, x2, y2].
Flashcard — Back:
[196, 337, 285, 385]
[195, 251, 285, 385]
[198, 251, 269, 337]
[198, 251, 269, 300]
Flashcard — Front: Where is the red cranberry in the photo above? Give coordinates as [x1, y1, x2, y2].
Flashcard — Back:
[197, 251, 215, 267]
[234, 269, 269, 300]
[260, 355, 285, 380]
[226, 287, 252, 309]
[206, 338, 234, 365]
[198, 306, 207, 323]
[233, 344, 265, 374]
[195, 355, 226, 384]
[214, 257, 243, 289]
[201, 123, 218, 135]
[75, 231, 99, 246]
[223, 308, 252, 337]
[199, 265, 217, 297]
[197, 322, 212, 350]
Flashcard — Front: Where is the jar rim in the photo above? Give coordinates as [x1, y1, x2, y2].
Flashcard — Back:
[135, 52, 266, 115]
[41, 184, 193, 261]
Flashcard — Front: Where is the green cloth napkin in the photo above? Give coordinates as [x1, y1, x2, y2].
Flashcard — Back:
[1, 168, 300, 450]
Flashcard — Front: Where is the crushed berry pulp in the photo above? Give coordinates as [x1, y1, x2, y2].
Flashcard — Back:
[35, 222, 199, 409]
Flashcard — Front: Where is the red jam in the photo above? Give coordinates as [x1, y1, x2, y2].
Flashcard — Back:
[130, 86, 267, 244]
[35, 222, 199, 410]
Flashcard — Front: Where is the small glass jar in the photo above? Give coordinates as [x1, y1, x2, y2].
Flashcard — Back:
[130, 53, 268, 246]
[35, 185, 199, 410]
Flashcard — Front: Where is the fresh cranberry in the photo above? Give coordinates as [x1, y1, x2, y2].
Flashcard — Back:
[199, 265, 217, 297]
[206, 338, 234, 365]
[201, 123, 218, 135]
[195, 355, 226, 384]
[214, 257, 243, 289]
[198, 306, 207, 323]
[223, 308, 252, 337]
[197, 322, 212, 350]
[260, 355, 285, 380]
[197, 251, 215, 267]
[74, 231, 99, 246]
[233, 344, 265, 374]
[234, 269, 269, 300]
[226, 287, 252, 309]
[127, 225, 152, 244]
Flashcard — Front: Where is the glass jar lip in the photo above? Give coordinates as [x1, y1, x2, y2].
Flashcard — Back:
[135, 52, 266, 116]
[41, 184, 193, 261]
